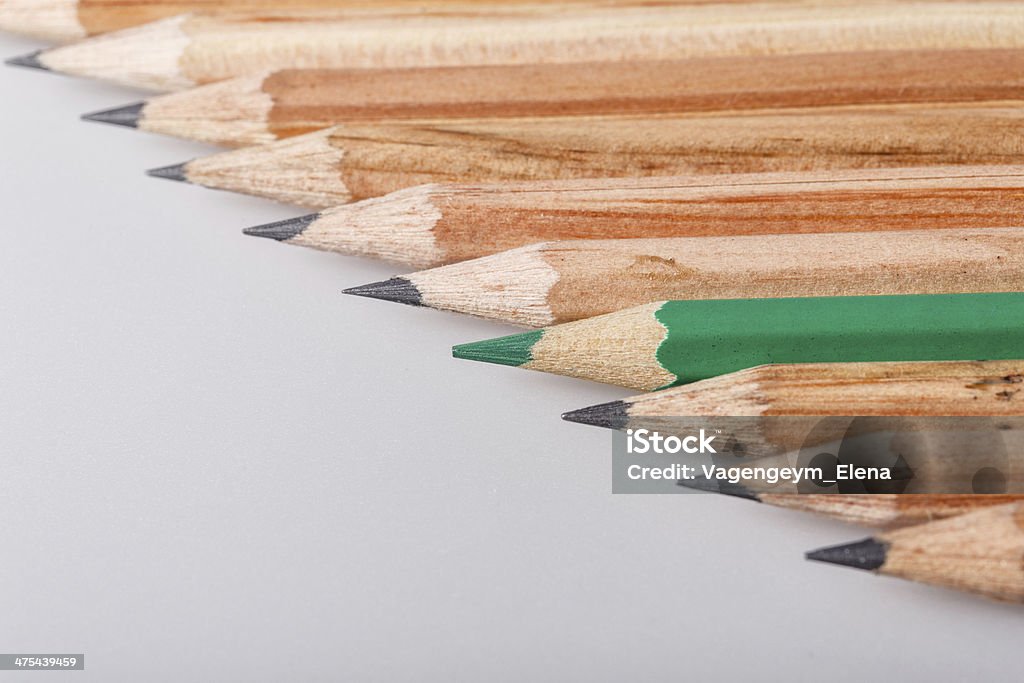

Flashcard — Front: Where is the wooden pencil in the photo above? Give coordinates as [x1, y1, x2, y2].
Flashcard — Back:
[806, 502, 1024, 602]
[240, 165, 1024, 266]
[702, 490, 1024, 529]
[561, 361, 1024, 425]
[0, 0, 645, 43]
[452, 293, 1024, 391]
[10, 2, 1024, 91]
[146, 105, 1024, 208]
[344, 228, 1024, 327]
[81, 48, 1024, 148]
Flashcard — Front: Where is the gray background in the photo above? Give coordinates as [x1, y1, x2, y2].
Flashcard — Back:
[0, 31, 1020, 682]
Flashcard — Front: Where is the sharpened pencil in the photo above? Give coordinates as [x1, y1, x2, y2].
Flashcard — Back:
[561, 361, 1024, 423]
[81, 48, 1024, 147]
[807, 502, 1024, 602]
[454, 294, 1024, 391]
[693, 486, 1024, 529]
[147, 105, 1024, 208]
[344, 228, 1024, 327]
[0, 0, 641, 43]
[240, 166, 1024, 267]
[12, 2, 1024, 91]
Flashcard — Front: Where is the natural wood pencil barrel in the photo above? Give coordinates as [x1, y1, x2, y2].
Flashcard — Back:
[563, 361, 1024, 421]
[158, 105, 1024, 208]
[765, 494, 1024, 529]
[345, 228, 1024, 327]
[807, 503, 1024, 602]
[23, 1, 1024, 91]
[0, 0, 661, 43]
[86, 48, 1024, 147]
[241, 165, 1024, 267]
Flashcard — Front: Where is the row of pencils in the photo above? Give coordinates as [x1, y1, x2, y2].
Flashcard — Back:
[6, 0, 1024, 604]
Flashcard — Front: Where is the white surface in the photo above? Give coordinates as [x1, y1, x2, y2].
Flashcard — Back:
[0, 33, 1020, 682]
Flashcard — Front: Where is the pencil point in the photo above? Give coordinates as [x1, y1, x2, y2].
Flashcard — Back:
[146, 163, 189, 183]
[344, 278, 423, 307]
[677, 473, 760, 500]
[561, 400, 628, 429]
[82, 102, 144, 128]
[5, 50, 48, 71]
[242, 214, 318, 242]
[806, 538, 888, 571]
[452, 330, 543, 367]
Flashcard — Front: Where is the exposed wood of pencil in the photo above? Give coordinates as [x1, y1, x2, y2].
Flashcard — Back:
[345, 228, 1024, 327]
[806, 503, 1024, 602]
[157, 104, 1024, 208]
[25, 2, 1024, 91]
[562, 361, 1024, 421]
[763, 494, 1024, 529]
[241, 165, 1024, 267]
[86, 48, 1024, 147]
[0, 0, 665, 42]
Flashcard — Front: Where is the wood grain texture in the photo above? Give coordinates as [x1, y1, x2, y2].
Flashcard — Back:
[397, 228, 1024, 327]
[181, 105, 1024, 208]
[134, 48, 1024, 146]
[618, 361, 1024, 417]
[273, 165, 1024, 267]
[765, 494, 1024, 529]
[0, 0, 650, 42]
[815, 503, 1024, 602]
[32, 1, 1024, 90]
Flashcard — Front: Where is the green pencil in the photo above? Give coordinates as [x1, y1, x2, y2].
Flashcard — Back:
[452, 293, 1024, 391]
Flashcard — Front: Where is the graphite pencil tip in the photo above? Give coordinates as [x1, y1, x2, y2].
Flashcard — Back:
[677, 473, 760, 500]
[5, 50, 48, 71]
[805, 538, 888, 571]
[82, 102, 144, 128]
[146, 163, 189, 183]
[344, 278, 423, 307]
[561, 401, 629, 429]
[242, 213, 319, 242]
[452, 330, 542, 367]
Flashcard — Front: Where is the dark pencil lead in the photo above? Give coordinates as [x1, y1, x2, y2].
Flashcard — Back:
[716, 479, 759, 501]
[5, 50, 49, 71]
[146, 163, 190, 183]
[676, 472, 760, 500]
[805, 538, 889, 571]
[242, 213, 319, 242]
[343, 278, 423, 307]
[81, 102, 145, 128]
[561, 400, 629, 430]
[676, 474, 719, 494]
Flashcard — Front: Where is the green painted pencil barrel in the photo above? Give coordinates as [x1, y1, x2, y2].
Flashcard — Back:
[453, 293, 1024, 390]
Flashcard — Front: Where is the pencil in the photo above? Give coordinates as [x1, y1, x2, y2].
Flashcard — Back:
[146, 105, 1024, 208]
[453, 293, 1024, 391]
[81, 48, 1024, 148]
[10, 2, 1024, 91]
[240, 166, 1024, 266]
[683, 476, 1024, 529]
[561, 361, 1024, 425]
[344, 228, 1024, 327]
[0, 0, 636, 43]
[806, 502, 1024, 602]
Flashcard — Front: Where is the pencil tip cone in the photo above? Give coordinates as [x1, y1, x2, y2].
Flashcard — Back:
[82, 102, 144, 128]
[344, 278, 423, 307]
[452, 330, 543, 367]
[562, 401, 628, 430]
[676, 473, 759, 499]
[5, 50, 48, 71]
[806, 538, 888, 571]
[242, 214, 318, 242]
[146, 163, 189, 183]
